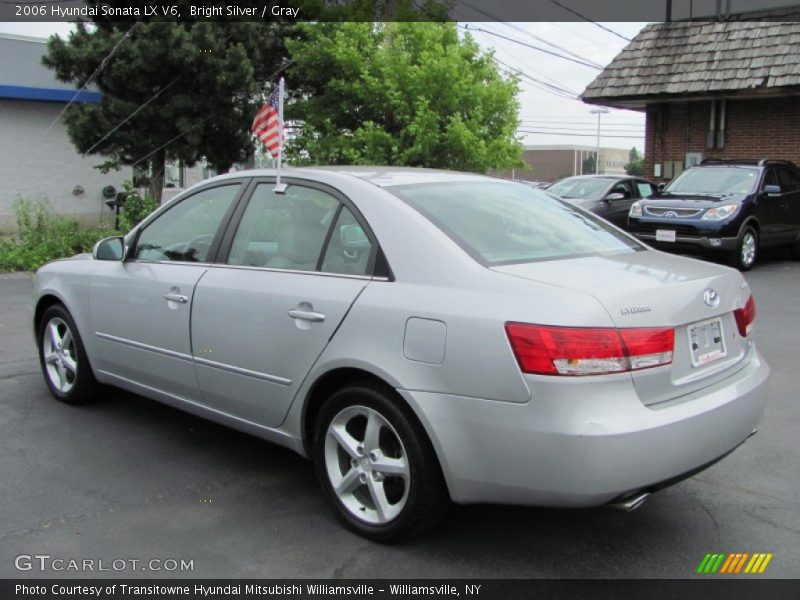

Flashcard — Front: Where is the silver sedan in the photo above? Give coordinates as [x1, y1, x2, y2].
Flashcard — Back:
[31, 167, 768, 540]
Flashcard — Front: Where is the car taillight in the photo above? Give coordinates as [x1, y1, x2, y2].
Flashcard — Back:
[734, 294, 756, 337]
[505, 323, 674, 376]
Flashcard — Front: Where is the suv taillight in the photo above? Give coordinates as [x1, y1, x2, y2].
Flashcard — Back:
[505, 323, 674, 376]
[734, 295, 756, 337]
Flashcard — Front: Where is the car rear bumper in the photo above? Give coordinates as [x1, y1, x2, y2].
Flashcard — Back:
[633, 232, 739, 252]
[399, 345, 768, 506]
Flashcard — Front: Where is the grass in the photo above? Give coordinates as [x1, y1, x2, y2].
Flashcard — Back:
[0, 189, 156, 272]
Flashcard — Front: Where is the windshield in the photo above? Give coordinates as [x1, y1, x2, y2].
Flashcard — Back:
[547, 177, 610, 200]
[387, 181, 642, 265]
[665, 166, 759, 195]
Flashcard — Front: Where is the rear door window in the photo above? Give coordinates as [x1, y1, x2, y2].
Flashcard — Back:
[777, 168, 799, 193]
[227, 183, 337, 271]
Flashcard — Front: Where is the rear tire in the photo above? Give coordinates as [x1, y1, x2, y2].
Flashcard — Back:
[37, 305, 101, 404]
[312, 382, 449, 542]
[727, 226, 758, 271]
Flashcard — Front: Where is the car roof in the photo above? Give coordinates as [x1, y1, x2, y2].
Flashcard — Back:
[207, 166, 497, 188]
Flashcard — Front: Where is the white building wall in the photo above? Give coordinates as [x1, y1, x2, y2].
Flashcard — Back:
[0, 99, 131, 233]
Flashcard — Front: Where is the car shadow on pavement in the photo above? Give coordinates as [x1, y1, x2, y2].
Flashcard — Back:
[74, 388, 722, 578]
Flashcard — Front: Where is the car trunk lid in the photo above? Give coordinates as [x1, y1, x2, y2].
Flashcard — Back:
[493, 250, 753, 406]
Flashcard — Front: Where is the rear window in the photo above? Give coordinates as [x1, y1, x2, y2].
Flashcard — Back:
[387, 181, 643, 265]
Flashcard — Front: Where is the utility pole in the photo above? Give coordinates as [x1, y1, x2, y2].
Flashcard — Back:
[590, 107, 609, 175]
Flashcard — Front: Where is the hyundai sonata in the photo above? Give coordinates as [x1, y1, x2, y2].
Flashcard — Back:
[32, 167, 768, 540]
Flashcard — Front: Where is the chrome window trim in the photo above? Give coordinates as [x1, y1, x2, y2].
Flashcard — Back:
[126, 259, 214, 268]
[210, 262, 376, 281]
[126, 259, 391, 281]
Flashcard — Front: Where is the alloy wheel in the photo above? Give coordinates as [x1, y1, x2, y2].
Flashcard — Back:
[741, 231, 756, 267]
[42, 317, 78, 394]
[324, 405, 410, 525]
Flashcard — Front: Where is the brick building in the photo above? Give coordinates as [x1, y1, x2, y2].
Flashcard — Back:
[581, 11, 800, 182]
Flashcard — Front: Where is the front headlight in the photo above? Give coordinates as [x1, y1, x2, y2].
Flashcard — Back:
[701, 204, 739, 220]
[629, 201, 642, 217]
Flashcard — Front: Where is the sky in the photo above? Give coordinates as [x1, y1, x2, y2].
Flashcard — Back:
[0, 20, 649, 153]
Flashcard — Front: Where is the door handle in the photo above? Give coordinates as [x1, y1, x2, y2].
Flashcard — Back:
[288, 309, 325, 322]
[163, 291, 188, 304]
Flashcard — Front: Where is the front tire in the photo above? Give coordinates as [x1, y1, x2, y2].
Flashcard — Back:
[728, 226, 758, 271]
[313, 382, 449, 542]
[38, 305, 101, 404]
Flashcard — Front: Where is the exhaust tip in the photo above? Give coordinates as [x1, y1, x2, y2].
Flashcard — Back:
[610, 492, 650, 512]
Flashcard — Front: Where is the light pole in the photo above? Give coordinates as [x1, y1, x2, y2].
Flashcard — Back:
[590, 107, 609, 174]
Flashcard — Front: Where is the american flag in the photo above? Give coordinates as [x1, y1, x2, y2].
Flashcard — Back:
[252, 87, 282, 158]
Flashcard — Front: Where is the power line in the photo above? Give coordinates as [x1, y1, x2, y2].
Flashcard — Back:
[493, 21, 605, 69]
[493, 57, 578, 100]
[43, 23, 137, 135]
[460, 24, 602, 70]
[475, 24, 585, 93]
[519, 129, 644, 139]
[520, 118, 643, 123]
[547, 0, 633, 42]
[83, 76, 181, 156]
[530, 124, 644, 135]
[131, 118, 209, 168]
[459, 2, 606, 69]
[519, 120, 644, 129]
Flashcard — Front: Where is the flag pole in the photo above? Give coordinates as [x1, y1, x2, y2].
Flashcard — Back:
[274, 76, 287, 193]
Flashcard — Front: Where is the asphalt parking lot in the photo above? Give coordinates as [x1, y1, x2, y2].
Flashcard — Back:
[1, 255, 798, 579]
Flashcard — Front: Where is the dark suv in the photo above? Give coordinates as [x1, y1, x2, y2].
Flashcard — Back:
[627, 159, 800, 270]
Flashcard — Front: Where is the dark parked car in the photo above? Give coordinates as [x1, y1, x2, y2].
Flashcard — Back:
[547, 175, 658, 228]
[628, 159, 800, 270]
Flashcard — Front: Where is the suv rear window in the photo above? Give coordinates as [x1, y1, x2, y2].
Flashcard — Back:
[387, 181, 642, 265]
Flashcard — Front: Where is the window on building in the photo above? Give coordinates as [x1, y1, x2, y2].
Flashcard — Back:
[707, 100, 727, 150]
[133, 158, 185, 189]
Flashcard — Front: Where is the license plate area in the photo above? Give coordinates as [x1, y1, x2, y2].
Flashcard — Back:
[688, 318, 727, 367]
[656, 229, 676, 242]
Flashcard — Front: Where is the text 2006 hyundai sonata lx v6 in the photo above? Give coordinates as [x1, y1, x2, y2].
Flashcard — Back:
[32, 167, 768, 540]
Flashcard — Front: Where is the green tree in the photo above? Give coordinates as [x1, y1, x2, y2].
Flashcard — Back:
[44, 20, 290, 202]
[582, 154, 596, 175]
[284, 22, 523, 172]
[625, 147, 645, 176]
[43, 1, 450, 203]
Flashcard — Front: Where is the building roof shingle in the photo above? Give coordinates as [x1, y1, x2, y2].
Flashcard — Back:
[582, 13, 800, 107]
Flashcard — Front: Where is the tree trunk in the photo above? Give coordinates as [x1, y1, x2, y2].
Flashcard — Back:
[150, 148, 166, 205]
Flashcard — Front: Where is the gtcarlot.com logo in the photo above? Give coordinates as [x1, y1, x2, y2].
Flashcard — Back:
[14, 554, 194, 572]
[697, 552, 773, 574]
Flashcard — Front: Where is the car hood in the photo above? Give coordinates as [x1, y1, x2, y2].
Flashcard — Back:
[53, 252, 92, 263]
[491, 249, 747, 328]
[642, 193, 746, 207]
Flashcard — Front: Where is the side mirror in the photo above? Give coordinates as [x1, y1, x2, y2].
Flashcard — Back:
[606, 192, 626, 201]
[763, 184, 781, 196]
[92, 236, 125, 261]
[339, 224, 370, 250]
